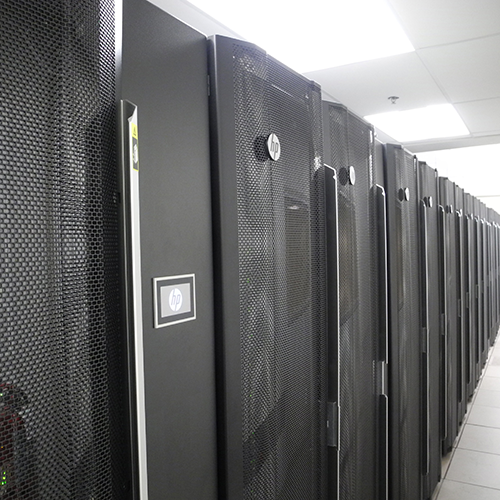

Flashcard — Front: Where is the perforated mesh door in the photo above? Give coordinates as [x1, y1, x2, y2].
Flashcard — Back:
[455, 187, 467, 425]
[231, 43, 327, 500]
[464, 193, 477, 397]
[439, 178, 461, 452]
[325, 103, 381, 500]
[417, 163, 440, 499]
[0, 2, 128, 498]
[473, 198, 483, 379]
[385, 146, 421, 500]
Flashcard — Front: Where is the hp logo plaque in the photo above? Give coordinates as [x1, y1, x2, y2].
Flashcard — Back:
[153, 274, 196, 328]
[266, 133, 281, 161]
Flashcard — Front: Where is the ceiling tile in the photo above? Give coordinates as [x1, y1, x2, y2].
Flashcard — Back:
[388, 0, 500, 49]
[305, 52, 447, 117]
[418, 35, 500, 103]
[456, 98, 500, 135]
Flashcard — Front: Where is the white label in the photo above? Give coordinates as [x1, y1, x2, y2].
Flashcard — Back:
[266, 133, 281, 161]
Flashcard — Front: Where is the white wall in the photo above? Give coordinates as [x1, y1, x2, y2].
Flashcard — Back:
[418, 144, 500, 214]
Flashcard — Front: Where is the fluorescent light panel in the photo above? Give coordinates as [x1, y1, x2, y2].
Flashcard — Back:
[186, 0, 414, 73]
[365, 104, 470, 142]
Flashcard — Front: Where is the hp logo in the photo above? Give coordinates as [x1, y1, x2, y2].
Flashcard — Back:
[266, 133, 281, 161]
[169, 288, 183, 312]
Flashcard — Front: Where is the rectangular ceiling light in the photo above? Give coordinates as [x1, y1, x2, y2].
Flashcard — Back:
[185, 0, 414, 73]
[365, 104, 470, 142]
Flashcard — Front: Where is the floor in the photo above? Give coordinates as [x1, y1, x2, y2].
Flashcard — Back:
[433, 337, 500, 500]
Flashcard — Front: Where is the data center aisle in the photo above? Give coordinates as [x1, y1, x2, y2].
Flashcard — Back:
[434, 334, 500, 499]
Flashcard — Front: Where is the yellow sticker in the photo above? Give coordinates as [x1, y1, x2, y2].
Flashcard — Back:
[131, 122, 139, 171]
[131, 122, 138, 140]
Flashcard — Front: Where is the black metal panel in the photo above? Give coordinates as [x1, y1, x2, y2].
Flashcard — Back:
[479, 202, 488, 366]
[494, 220, 500, 336]
[464, 193, 477, 398]
[473, 197, 484, 381]
[496, 220, 500, 336]
[384, 145, 422, 500]
[438, 177, 459, 453]
[209, 35, 327, 500]
[120, 1, 219, 498]
[487, 213, 495, 347]
[488, 211, 496, 343]
[454, 186, 467, 425]
[416, 162, 441, 500]
[323, 103, 385, 500]
[0, 1, 130, 498]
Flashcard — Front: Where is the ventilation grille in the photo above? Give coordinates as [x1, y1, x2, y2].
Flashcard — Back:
[326, 103, 380, 499]
[418, 163, 441, 496]
[394, 148, 421, 498]
[232, 44, 326, 500]
[0, 1, 128, 498]
[440, 178, 459, 451]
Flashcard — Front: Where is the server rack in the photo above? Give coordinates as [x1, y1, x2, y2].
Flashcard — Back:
[1, 1, 221, 498]
[464, 193, 478, 398]
[1, 2, 131, 498]
[438, 177, 459, 453]
[497, 217, 500, 336]
[208, 35, 327, 500]
[323, 103, 388, 500]
[479, 202, 489, 366]
[487, 210, 496, 346]
[416, 162, 441, 500]
[454, 186, 467, 425]
[494, 216, 500, 336]
[119, 1, 220, 498]
[490, 210, 499, 342]
[384, 145, 422, 500]
[473, 197, 485, 379]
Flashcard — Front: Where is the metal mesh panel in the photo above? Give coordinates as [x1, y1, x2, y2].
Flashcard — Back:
[418, 163, 441, 499]
[465, 193, 478, 393]
[473, 198, 483, 374]
[0, 2, 128, 498]
[326, 104, 379, 500]
[455, 187, 466, 424]
[232, 44, 326, 500]
[439, 178, 459, 452]
[391, 148, 421, 499]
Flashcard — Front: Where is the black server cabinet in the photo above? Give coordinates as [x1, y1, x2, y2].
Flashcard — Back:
[384, 145, 422, 500]
[464, 193, 478, 397]
[323, 103, 388, 500]
[208, 35, 327, 500]
[487, 211, 495, 346]
[479, 202, 488, 366]
[494, 217, 500, 336]
[416, 162, 441, 500]
[0, 2, 131, 498]
[1, 1, 220, 499]
[482, 205, 491, 350]
[438, 177, 459, 453]
[496, 217, 500, 337]
[492, 212, 498, 342]
[473, 197, 484, 379]
[119, 1, 219, 498]
[454, 186, 467, 424]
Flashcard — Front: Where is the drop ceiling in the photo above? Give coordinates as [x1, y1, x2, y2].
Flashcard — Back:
[151, 0, 500, 153]
[305, 0, 500, 152]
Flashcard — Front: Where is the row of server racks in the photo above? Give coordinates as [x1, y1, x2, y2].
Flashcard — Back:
[1, 1, 499, 499]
